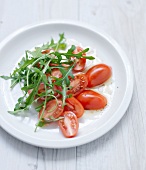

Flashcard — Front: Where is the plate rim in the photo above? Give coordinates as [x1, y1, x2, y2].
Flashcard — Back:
[0, 20, 133, 148]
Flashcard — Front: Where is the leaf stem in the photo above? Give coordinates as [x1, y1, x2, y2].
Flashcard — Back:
[26, 56, 46, 86]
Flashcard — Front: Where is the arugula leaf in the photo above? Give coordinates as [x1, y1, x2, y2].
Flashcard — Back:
[12, 57, 34, 76]
[36, 120, 45, 127]
[53, 46, 95, 60]
[27, 33, 66, 59]
[54, 33, 66, 51]
[67, 45, 76, 53]
[0, 75, 11, 80]
[55, 65, 74, 86]
[10, 78, 19, 88]
[21, 84, 35, 92]
[8, 108, 28, 115]
[58, 33, 65, 43]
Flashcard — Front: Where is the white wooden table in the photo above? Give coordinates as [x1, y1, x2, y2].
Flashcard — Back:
[0, 0, 146, 169]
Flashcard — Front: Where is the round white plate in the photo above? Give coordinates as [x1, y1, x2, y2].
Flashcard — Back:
[0, 21, 133, 148]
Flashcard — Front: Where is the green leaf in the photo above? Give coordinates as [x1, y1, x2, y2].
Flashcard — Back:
[8, 107, 28, 115]
[83, 56, 95, 60]
[18, 97, 24, 103]
[12, 58, 34, 76]
[42, 74, 48, 85]
[79, 48, 89, 53]
[10, 78, 19, 88]
[58, 43, 66, 50]
[54, 33, 66, 51]
[55, 65, 74, 86]
[21, 84, 35, 92]
[58, 33, 65, 43]
[36, 120, 45, 127]
[25, 50, 29, 60]
[67, 45, 76, 53]
[0, 75, 11, 80]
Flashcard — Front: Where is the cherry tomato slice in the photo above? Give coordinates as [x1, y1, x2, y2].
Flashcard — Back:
[73, 46, 86, 56]
[76, 90, 107, 110]
[64, 97, 84, 118]
[39, 99, 63, 119]
[67, 73, 88, 96]
[38, 83, 45, 93]
[42, 49, 51, 54]
[73, 58, 86, 72]
[53, 85, 62, 98]
[51, 68, 62, 78]
[73, 46, 86, 72]
[86, 64, 112, 87]
[58, 111, 79, 138]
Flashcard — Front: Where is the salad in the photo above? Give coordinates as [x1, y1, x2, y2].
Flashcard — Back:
[0, 33, 112, 138]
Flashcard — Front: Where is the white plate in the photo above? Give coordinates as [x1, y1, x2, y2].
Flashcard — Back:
[0, 21, 133, 148]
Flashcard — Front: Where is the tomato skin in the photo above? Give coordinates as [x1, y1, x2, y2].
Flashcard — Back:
[38, 83, 45, 93]
[86, 64, 112, 87]
[64, 97, 84, 118]
[51, 68, 62, 78]
[42, 49, 51, 54]
[49, 63, 59, 67]
[67, 73, 88, 96]
[76, 90, 107, 110]
[73, 46, 84, 55]
[58, 111, 79, 138]
[73, 46, 86, 72]
[73, 58, 86, 72]
[39, 99, 63, 118]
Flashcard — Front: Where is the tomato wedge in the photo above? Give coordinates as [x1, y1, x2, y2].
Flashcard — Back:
[38, 83, 45, 93]
[39, 99, 63, 118]
[42, 49, 51, 54]
[86, 64, 112, 87]
[67, 73, 88, 96]
[51, 68, 62, 78]
[64, 97, 84, 118]
[73, 46, 85, 55]
[73, 58, 86, 72]
[76, 90, 107, 110]
[58, 111, 79, 138]
[73, 46, 86, 72]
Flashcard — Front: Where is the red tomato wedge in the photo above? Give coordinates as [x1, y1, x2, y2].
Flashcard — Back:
[73, 46, 85, 55]
[38, 83, 45, 93]
[39, 99, 63, 118]
[58, 111, 79, 138]
[51, 68, 62, 78]
[73, 58, 86, 72]
[76, 90, 107, 110]
[41, 49, 51, 54]
[86, 64, 112, 87]
[67, 73, 88, 96]
[49, 63, 59, 67]
[64, 97, 84, 118]
[73, 46, 86, 72]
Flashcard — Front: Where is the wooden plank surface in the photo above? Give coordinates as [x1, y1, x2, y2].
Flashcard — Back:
[0, 0, 146, 170]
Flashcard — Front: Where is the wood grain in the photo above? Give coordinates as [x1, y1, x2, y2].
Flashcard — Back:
[0, 0, 146, 170]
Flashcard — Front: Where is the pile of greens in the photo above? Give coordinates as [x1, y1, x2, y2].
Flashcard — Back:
[0, 33, 95, 131]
